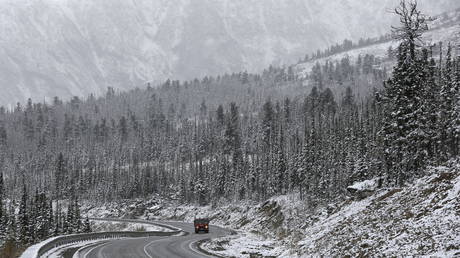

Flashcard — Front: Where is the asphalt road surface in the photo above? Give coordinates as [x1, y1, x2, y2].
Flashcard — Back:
[77, 221, 233, 258]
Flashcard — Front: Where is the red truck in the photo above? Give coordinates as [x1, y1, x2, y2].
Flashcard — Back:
[193, 218, 209, 233]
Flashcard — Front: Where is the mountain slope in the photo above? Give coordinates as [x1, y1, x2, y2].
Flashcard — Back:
[0, 0, 459, 106]
[294, 9, 460, 80]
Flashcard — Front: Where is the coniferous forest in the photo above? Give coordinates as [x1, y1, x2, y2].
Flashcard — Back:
[0, 0, 459, 253]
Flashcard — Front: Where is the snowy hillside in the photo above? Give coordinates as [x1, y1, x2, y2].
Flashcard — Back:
[297, 161, 460, 257]
[295, 9, 460, 79]
[0, 0, 459, 106]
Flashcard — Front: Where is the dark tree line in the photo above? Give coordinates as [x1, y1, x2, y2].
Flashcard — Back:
[0, 177, 90, 251]
[301, 35, 394, 63]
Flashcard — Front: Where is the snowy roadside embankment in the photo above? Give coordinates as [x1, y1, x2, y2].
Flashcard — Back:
[20, 236, 64, 258]
[298, 160, 460, 257]
[82, 160, 460, 257]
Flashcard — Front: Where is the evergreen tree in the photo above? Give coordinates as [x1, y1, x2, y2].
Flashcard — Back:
[441, 46, 460, 157]
[0, 168, 4, 237]
[54, 201, 62, 236]
[447, 57, 460, 156]
[419, 48, 440, 160]
[0, 123, 6, 146]
[216, 105, 225, 127]
[380, 0, 432, 184]
[262, 100, 274, 148]
[17, 180, 30, 244]
[274, 125, 287, 194]
[311, 62, 323, 90]
[118, 116, 128, 143]
[55, 153, 66, 199]
[83, 216, 92, 233]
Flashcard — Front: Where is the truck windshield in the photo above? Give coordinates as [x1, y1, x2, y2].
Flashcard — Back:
[194, 219, 209, 224]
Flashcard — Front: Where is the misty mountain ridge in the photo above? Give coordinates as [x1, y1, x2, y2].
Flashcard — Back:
[0, 0, 459, 106]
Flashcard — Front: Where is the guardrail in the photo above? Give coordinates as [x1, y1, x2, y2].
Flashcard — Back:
[20, 218, 182, 258]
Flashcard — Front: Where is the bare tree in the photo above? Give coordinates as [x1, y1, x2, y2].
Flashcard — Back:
[392, 0, 433, 59]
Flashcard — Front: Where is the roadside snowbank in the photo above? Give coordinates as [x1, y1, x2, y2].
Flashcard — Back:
[20, 236, 60, 258]
[202, 233, 284, 257]
[90, 220, 165, 232]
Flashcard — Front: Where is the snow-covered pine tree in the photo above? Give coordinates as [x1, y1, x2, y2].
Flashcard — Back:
[177, 171, 187, 203]
[46, 199, 54, 237]
[290, 152, 301, 195]
[83, 216, 91, 233]
[0, 166, 4, 238]
[195, 177, 208, 206]
[380, 0, 432, 185]
[53, 201, 61, 236]
[228, 102, 244, 199]
[0, 122, 6, 146]
[118, 116, 128, 144]
[439, 44, 455, 160]
[311, 62, 323, 90]
[445, 51, 460, 156]
[33, 192, 48, 241]
[274, 124, 287, 195]
[73, 195, 82, 233]
[297, 131, 316, 201]
[262, 99, 274, 149]
[448, 56, 460, 156]
[29, 190, 39, 241]
[6, 206, 16, 241]
[17, 180, 30, 244]
[418, 48, 440, 161]
[55, 153, 66, 199]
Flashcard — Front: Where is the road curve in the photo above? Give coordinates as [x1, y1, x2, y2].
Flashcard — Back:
[77, 220, 233, 258]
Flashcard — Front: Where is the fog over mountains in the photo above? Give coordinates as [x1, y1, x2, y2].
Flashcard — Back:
[0, 0, 458, 106]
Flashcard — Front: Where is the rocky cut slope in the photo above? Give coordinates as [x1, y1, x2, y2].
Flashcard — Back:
[0, 0, 459, 106]
[297, 160, 460, 257]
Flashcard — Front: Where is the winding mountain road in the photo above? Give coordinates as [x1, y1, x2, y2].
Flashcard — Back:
[76, 220, 233, 258]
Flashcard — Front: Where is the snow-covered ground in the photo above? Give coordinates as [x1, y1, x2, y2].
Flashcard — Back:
[295, 18, 460, 79]
[298, 160, 460, 257]
[19, 236, 64, 258]
[202, 233, 285, 258]
[83, 160, 460, 257]
[90, 220, 166, 233]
